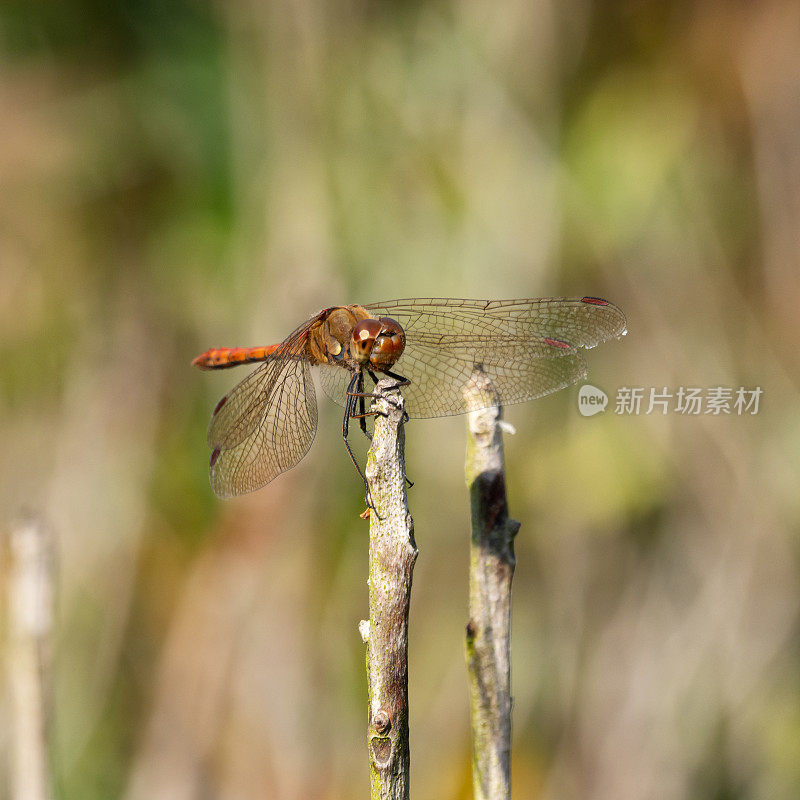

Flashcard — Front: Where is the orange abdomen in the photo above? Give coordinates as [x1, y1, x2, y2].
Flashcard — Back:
[192, 344, 280, 370]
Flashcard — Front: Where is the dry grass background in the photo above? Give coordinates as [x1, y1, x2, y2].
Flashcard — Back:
[2, 1, 800, 798]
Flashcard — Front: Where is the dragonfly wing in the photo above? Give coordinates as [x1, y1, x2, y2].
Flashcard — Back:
[208, 355, 318, 498]
[208, 358, 290, 450]
[365, 297, 627, 349]
[317, 363, 351, 409]
[363, 297, 625, 418]
[368, 335, 587, 418]
[206, 314, 320, 451]
[204, 317, 321, 499]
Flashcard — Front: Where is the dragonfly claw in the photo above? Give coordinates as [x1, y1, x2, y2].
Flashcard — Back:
[362, 487, 383, 521]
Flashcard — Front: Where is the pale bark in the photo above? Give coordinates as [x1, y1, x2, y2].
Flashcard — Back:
[464, 372, 520, 800]
[359, 379, 417, 800]
[8, 518, 54, 800]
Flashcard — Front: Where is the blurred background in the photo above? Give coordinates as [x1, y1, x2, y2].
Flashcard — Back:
[2, 0, 800, 798]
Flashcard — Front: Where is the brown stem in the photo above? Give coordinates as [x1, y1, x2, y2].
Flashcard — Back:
[464, 372, 520, 800]
[358, 379, 417, 800]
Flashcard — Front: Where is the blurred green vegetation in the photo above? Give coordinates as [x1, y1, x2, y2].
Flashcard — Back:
[2, 1, 800, 798]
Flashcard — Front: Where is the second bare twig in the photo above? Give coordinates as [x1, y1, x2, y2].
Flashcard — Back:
[464, 371, 520, 800]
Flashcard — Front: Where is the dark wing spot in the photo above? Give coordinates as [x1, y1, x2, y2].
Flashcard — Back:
[210, 447, 221, 468]
[544, 337, 572, 349]
[581, 296, 610, 306]
[213, 396, 228, 415]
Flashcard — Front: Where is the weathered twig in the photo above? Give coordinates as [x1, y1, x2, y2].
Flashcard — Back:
[7, 517, 54, 800]
[463, 371, 520, 800]
[358, 378, 417, 800]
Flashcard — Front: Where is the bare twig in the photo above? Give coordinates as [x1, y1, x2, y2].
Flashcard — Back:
[7, 517, 54, 800]
[463, 371, 520, 800]
[358, 379, 417, 800]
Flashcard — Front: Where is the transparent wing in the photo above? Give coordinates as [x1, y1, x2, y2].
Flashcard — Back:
[209, 356, 317, 498]
[318, 333, 589, 417]
[365, 297, 627, 348]
[379, 337, 586, 418]
[206, 315, 320, 450]
[318, 363, 354, 409]
[205, 316, 321, 498]
[345, 296, 627, 418]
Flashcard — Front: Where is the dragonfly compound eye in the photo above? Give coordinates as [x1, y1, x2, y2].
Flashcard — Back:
[369, 317, 406, 370]
[351, 318, 383, 364]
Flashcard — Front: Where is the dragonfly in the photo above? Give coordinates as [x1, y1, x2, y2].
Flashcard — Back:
[193, 297, 627, 500]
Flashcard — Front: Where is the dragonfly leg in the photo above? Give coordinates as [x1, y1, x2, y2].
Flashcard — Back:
[370, 368, 410, 388]
[346, 377, 377, 438]
[348, 387, 387, 420]
[357, 372, 372, 441]
[367, 369, 410, 422]
[343, 372, 380, 518]
[366, 369, 413, 487]
[347, 375, 410, 495]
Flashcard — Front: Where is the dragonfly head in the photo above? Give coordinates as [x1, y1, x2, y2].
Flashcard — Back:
[351, 317, 406, 370]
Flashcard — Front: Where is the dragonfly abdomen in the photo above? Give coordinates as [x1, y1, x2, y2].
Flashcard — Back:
[192, 345, 280, 370]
